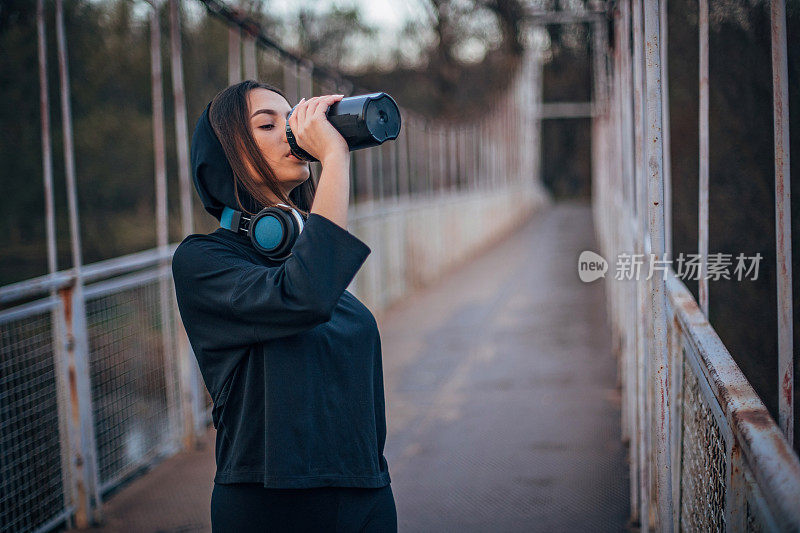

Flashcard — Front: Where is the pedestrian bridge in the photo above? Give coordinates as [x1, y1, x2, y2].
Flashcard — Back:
[56, 202, 631, 532]
[1, 1, 799, 532]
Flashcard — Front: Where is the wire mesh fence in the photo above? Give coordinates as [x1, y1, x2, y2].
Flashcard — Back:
[0, 302, 70, 533]
[677, 345, 727, 532]
[84, 272, 178, 492]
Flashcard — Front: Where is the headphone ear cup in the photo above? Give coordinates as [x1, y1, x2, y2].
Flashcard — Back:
[249, 206, 302, 260]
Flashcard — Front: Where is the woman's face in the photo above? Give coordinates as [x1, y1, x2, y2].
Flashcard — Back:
[247, 88, 310, 200]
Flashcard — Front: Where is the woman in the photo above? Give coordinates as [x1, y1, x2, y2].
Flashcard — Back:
[172, 80, 395, 532]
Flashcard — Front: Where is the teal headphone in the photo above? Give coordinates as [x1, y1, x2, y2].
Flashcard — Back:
[220, 204, 306, 261]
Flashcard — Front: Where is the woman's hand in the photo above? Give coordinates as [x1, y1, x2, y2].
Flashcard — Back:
[288, 95, 348, 164]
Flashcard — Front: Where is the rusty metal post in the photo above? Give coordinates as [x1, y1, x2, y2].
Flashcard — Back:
[491, 113, 497, 189]
[148, 0, 181, 456]
[467, 125, 473, 191]
[298, 59, 313, 100]
[168, 0, 203, 446]
[283, 61, 298, 104]
[404, 117, 413, 197]
[349, 149, 357, 203]
[426, 125, 433, 196]
[422, 121, 428, 195]
[643, 0, 674, 529]
[55, 0, 102, 526]
[770, 0, 794, 445]
[480, 120, 485, 190]
[465, 126, 473, 190]
[438, 129, 446, 193]
[725, 439, 747, 530]
[499, 103, 505, 186]
[622, 0, 640, 523]
[428, 122, 434, 196]
[416, 120, 422, 195]
[487, 119, 494, 190]
[390, 137, 398, 201]
[352, 147, 361, 203]
[435, 125, 441, 194]
[469, 125, 477, 190]
[631, 0, 650, 526]
[243, 33, 257, 80]
[467, 125, 473, 192]
[480, 119, 486, 190]
[660, 0, 672, 258]
[495, 101, 501, 188]
[615, 1, 641, 522]
[399, 117, 410, 199]
[490, 114, 496, 189]
[468, 125, 475, 192]
[507, 81, 513, 184]
[37, 0, 56, 277]
[522, 62, 528, 184]
[458, 127, 466, 190]
[377, 145, 385, 202]
[228, 24, 241, 84]
[512, 82, 519, 185]
[38, 1, 74, 526]
[500, 97, 506, 187]
[449, 128, 457, 192]
[364, 147, 374, 202]
[532, 44, 543, 188]
[422, 120, 428, 196]
[481, 121, 487, 190]
[698, 0, 709, 317]
[169, 0, 193, 237]
[593, 19, 606, 115]
[632, 0, 652, 531]
[55, 2, 81, 286]
[456, 126, 463, 190]
[612, 2, 627, 440]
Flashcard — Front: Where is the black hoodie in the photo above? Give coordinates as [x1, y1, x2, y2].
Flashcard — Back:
[171, 104, 390, 488]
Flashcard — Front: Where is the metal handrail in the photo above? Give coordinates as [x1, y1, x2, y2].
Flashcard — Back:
[0, 244, 178, 305]
[667, 273, 800, 529]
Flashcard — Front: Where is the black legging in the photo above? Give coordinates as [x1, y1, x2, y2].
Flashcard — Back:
[211, 482, 397, 532]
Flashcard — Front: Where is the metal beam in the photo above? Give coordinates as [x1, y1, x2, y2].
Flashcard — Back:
[698, 0, 710, 316]
[770, 0, 794, 446]
[643, 0, 674, 529]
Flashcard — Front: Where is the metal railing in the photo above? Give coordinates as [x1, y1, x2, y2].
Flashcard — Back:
[0, 247, 189, 532]
[593, 0, 799, 530]
[0, 0, 547, 531]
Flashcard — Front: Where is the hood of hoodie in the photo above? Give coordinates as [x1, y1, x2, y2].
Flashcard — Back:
[190, 102, 262, 221]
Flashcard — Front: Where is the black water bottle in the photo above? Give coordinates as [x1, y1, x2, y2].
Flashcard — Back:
[285, 92, 402, 162]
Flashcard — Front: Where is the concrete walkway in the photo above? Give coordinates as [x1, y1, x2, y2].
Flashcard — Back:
[66, 201, 629, 532]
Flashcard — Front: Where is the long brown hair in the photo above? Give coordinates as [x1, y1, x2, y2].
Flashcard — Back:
[208, 80, 316, 217]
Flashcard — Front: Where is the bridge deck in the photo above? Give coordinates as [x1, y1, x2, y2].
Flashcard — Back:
[67, 201, 629, 532]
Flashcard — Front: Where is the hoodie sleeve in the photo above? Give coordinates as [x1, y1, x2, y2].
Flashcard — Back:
[172, 213, 371, 350]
